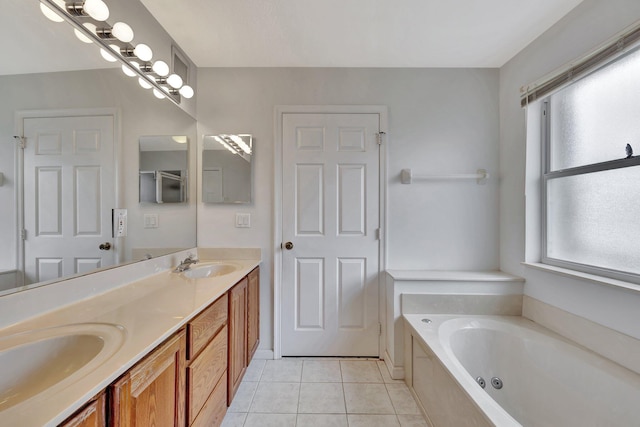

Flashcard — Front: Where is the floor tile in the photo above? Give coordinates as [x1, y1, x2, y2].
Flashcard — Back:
[397, 414, 429, 427]
[249, 382, 300, 413]
[302, 359, 342, 382]
[348, 414, 401, 427]
[221, 357, 430, 427]
[228, 381, 258, 413]
[220, 412, 246, 427]
[260, 359, 303, 382]
[343, 383, 395, 414]
[244, 413, 297, 426]
[386, 383, 421, 415]
[296, 414, 349, 427]
[244, 358, 266, 382]
[340, 360, 383, 383]
[298, 382, 346, 414]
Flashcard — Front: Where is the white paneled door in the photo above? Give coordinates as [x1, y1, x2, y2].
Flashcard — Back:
[23, 115, 115, 285]
[281, 113, 380, 356]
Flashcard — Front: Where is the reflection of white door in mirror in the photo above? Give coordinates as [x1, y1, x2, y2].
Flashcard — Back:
[23, 115, 116, 285]
[201, 134, 253, 204]
[203, 168, 224, 203]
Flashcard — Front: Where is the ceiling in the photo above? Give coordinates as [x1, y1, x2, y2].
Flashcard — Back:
[140, 0, 584, 68]
[2, 0, 584, 77]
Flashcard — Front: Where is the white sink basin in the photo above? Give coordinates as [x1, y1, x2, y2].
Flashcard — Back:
[181, 262, 239, 279]
[0, 323, 125, 411]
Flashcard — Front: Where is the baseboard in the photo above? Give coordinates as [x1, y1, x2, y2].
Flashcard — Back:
[384, 349, 405, 380]
[254, 349, 274, 360]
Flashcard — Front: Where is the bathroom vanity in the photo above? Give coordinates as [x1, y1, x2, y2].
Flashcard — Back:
[0, 250, 260, 427]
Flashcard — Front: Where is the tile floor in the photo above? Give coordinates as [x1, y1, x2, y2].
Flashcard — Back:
[221, 358, 428, 427]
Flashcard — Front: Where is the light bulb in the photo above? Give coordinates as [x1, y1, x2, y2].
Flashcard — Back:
[138, 78, 152, 89]
[166, 74, 183, 89]
[74, 23, 97, 44]
[133, 44, 153, 62]
[152, 61, 169, 77]
[179, 85, 194, 99]
[40, 0, 66, 22]
[111, 22, 134, 43]
[100, 48, 117, 63]
[122, 64, 137, 77]
[83, 0, 109, 21]
[153, 89, 166, 99]
[172, 136, 187, 144]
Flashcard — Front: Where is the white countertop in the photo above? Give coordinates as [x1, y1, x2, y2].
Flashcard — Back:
[0, 256, 260, 427]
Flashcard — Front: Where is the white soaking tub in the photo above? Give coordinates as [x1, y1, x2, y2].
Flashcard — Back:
[403, 314, 640, 427]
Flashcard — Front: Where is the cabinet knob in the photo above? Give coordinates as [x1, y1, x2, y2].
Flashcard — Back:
[99, 242, 112, 251]
[283, 242, 294, 250]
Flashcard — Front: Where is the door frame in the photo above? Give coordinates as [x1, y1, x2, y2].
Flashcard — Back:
[273, 105, 388, 359]
[14, 108, 122, 285]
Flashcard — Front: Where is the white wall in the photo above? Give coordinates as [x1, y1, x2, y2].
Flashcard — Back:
[499, 0, 640, 339]
[196, 67, 500, 352]
[0, 68, 197, 274]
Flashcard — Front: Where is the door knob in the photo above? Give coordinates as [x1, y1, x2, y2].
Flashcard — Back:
[283, 242, 294, 250]
[99, 242, 112, 251]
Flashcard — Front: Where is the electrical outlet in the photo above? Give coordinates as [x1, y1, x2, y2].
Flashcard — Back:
[113, 209, 127, 237]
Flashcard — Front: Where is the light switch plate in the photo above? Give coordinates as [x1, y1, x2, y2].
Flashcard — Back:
[144, 213, 159, 229]
[235, 213, 251, 228]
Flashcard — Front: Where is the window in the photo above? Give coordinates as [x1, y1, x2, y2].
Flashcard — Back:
[542, 46, 640, 283]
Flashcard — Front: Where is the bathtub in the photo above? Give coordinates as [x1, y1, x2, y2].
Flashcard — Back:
[403, 314, 640, 427]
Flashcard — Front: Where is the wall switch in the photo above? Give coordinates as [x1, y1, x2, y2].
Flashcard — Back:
[144, 213, 159, 229]
[235, 213, 251, 228]
[113, 209, 128, 237]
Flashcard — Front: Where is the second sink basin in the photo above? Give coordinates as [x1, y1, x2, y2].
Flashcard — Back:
[181, 262, 239, 279]
[0, 323, 125, 412]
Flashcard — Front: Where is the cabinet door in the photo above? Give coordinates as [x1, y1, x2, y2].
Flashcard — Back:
[59, 391, 106, 427]
[228, 278, 247, 404]
[187, 325, 227, 425]
[247, 267, 260, 362]
[111, 330, 186, 427]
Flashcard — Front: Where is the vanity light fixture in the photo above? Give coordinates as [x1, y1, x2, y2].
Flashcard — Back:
[39, 0, 195, 107]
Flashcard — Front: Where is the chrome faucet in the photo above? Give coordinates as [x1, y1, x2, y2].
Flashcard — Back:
[174, 254, 199, 272]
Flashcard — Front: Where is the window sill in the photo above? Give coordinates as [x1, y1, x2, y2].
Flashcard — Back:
[521, 262, 640, 294]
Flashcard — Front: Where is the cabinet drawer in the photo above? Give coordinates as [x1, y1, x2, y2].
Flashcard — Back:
[60, 391, 106, 427]
[190, 374, 227, 427]
[187, 325, 228, 425]
[188, 293, 228, 359]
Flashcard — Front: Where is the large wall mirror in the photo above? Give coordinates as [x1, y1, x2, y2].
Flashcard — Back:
[0, 0, 197, 296]
[202, 134, 253, 204]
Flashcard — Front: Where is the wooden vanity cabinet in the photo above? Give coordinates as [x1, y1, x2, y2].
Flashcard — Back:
[186, 293, 229, 427]
[59, 391, 106, 427]
[247, 267, 260, 362]
[57, 265, 260, 427]
[227, 277, 247, 404]
[110, 329, 186, 427]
